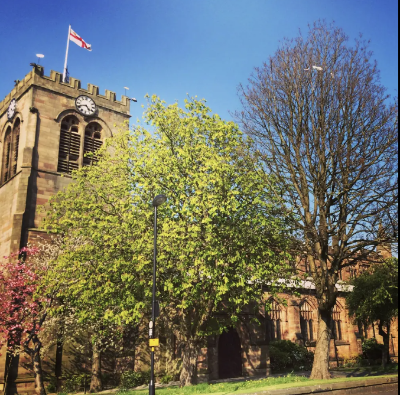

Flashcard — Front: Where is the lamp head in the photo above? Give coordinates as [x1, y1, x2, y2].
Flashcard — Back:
[152, 194, 167, 207]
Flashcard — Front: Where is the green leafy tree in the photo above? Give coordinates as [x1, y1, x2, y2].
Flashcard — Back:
[41, 150, 145, 392]
[43, 96, 294, 386]
[346, 258, 398, 367]
[135, 96, 294, 385]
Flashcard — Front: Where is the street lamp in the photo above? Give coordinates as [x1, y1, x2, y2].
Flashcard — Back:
[149, 194, 167, 395]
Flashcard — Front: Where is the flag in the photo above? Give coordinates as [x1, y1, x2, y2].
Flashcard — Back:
[69, 28, 92, 51]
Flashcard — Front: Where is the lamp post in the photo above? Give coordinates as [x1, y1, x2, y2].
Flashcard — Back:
[149, 194, 167, 395]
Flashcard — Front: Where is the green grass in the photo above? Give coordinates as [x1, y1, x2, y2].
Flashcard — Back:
[230, 375, 398, 395]
[333, 363, 398, 375]
[113, 374, 398, 395]
[119, 375, 310, 395]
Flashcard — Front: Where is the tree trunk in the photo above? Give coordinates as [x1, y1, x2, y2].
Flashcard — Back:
[378, 322, 390, 368]
[179, 339, 198, 387]
[4, 351, 19, 395]
[55, 337, 63, 392]
[89, 344, 102, 393]
[310, 308, 332, 380]
[32, 335, 46, 395]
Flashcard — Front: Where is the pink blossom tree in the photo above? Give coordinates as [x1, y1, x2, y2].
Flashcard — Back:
[0, 248, 50, 395]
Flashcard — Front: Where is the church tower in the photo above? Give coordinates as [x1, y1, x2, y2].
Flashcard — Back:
[0, 65, 131, 258]
[0, 66, 131, 393]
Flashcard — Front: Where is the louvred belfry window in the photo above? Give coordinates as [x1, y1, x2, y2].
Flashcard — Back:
[300, 301, 314, 342]
[266, 299, 282, 343]
[57, 115, 80, 174]
[83, 122, 103, 166]
[1, 120, 20, 184]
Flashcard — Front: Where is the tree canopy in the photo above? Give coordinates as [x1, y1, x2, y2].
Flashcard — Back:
[236, 21, 398, 379]
[346, 258, 398, 366]
[42, 95, 294, 385]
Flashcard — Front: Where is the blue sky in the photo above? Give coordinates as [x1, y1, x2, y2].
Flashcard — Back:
[0, 0, 398, 124]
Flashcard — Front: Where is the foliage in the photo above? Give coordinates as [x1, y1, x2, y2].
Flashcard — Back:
[341, 356, 365, 368]
[346, 259, 398, 326]
[346, 258, 398, 367]
[46, 377, 57, 393]
[237, 20, 398, 379]
[61, 374, 89, 393]
[160, 374, 174, 385]
[42, 96, 294, 385]
[362, 338, 385, 361]
[0, 248, 41, 354]
[269, 340, 314, 372]
[119, 371, 151, 389]
[0, 247, 53, 395]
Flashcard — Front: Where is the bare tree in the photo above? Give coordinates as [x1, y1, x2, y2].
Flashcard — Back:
[236, 21, 398, 379]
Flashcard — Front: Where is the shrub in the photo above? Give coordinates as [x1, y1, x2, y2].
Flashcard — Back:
[160, 373, 174, 384]
[342, 355, 364, 368]
[61, 375, 86, 393]
[119, 370, 150, 389]
[101, 372, 117, 389]
[362, 338, 384, 361]
[269, 340, 314, 372]
[46, 377, 57, 393]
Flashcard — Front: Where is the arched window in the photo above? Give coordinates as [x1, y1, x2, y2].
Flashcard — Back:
[357, 320, 368, 339]
[58, 115, 80, 174]
[300, 301, 314, 342]
[332, 305, 343, 341]
[266, 299, 282, 343]
[1, 119, 20, 184]
[83, 122, 103, 166]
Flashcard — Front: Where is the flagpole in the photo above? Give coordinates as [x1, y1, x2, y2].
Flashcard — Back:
[63, 25, 71, 83]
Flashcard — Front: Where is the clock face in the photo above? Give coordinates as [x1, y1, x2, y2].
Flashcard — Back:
[7, 99, 16, 120]
[75, 95, 97, 116]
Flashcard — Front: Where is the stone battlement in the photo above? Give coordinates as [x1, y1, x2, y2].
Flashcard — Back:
[0, 66, 130, 116]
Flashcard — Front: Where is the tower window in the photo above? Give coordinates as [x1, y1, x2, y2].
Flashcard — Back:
[58, 115, 81, 175]
[1, 119, 20, 184]
[83, 122, 103, 166]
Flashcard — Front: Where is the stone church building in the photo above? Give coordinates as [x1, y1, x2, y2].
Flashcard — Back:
[0, 66, 398, 393]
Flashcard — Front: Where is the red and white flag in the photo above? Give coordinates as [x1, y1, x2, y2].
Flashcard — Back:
[69, 28, 92, 51]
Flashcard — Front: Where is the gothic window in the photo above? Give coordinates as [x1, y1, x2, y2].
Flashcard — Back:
[266, 299, 282, 343]
[300, 301, 314, 342]
[332, 305, 343, 341]
[83, 122, 103, 166]
[58, 115, 80, 175]
[1, 119, 20, 184]
[357, 320, 368, 339]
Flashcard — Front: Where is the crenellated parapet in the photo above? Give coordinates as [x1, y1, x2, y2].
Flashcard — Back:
[0, 66, 130, 117]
